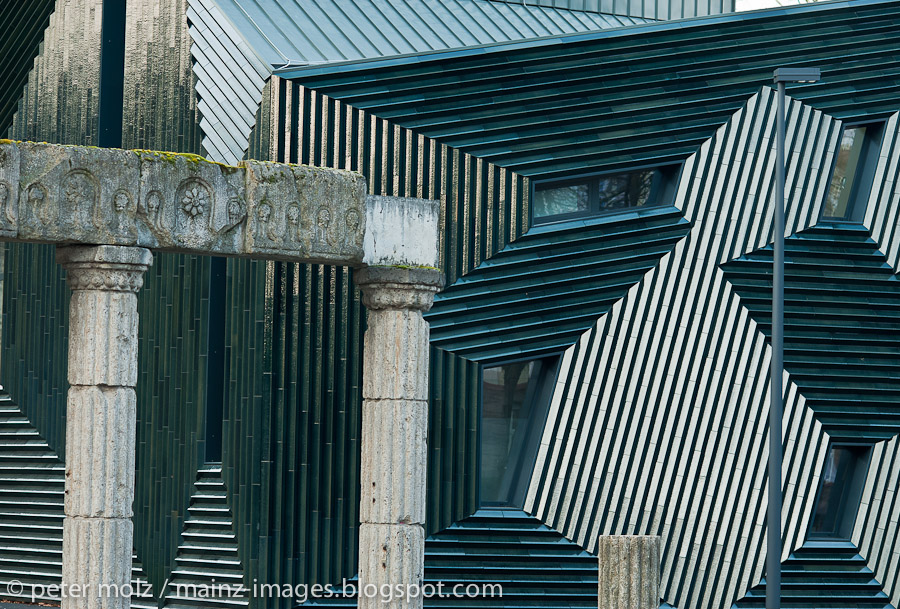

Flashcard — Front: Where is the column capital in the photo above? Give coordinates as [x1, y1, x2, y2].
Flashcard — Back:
[56, 245, 153, 293]
[355, 266, 444, 311]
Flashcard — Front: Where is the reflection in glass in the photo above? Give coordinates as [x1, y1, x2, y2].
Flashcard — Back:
[597, 170, 655, 211]
[533, 167, 671, 224]
[481, 361, 542, 505]
[823, 127, 867, 219]
[533, 183, 590, 219]
[810, 445, 868, 538]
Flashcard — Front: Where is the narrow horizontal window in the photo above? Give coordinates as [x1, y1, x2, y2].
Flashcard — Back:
[532, 165, 679, 225]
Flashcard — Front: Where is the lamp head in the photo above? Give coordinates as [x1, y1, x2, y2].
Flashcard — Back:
[773, 67, 821, 84]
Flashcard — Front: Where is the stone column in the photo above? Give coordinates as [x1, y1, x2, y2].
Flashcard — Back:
[355, 265, 443, 609]
[598, 535, 661, 609]
[56, 245, 153, 609]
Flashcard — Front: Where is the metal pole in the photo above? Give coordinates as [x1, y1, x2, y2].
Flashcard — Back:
[767, 80, 786, 609]
[97, 0, 127, 148]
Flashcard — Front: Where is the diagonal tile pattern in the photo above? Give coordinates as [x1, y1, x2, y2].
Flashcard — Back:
[427, 207, 690, 365]
[304, 508, 628, 609]
[525, 88, 840, 609]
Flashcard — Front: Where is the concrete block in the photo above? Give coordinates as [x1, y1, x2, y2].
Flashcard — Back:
[364, 195, 439, 268]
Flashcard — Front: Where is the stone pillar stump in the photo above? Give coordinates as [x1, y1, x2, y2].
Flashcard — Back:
[355, 266, 443, 609]
[57, 245, 153, 609]
[598, 535, 661, 609]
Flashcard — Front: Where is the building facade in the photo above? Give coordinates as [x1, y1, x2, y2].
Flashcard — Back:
[1, 1, 899, 608]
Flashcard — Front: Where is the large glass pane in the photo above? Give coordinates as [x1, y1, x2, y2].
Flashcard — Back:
[810, 445, 868, 537]
[597, 170, 655, 211]
[533, 183, 590, 219]
[823, 127, 868, 220]
[481, 361, 543, 505]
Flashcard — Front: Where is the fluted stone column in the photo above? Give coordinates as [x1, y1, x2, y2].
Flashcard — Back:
[355, 265, 443, 609]
[56, 245, 153, 609]
[598, 535, 661, 609]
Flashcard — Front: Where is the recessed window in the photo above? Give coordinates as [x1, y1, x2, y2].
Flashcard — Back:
[532, 165, 679, 225]
[822, 123, 884, 221]
[810, 444, 870, 539]
[480, 358, 557, 506]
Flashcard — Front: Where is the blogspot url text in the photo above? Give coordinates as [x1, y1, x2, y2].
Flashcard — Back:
[4, 578, 504, 604]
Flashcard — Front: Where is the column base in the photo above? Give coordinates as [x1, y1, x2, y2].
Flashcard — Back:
[597, 535, 660, 609]
[62, 517, 133, 609]
[358, 522, 425, 609]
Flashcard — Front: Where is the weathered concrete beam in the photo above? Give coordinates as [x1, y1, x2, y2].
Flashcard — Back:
[0, 140, 366, 264]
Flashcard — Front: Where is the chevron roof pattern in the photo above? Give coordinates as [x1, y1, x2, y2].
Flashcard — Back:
[185, 0, 648, 164]
[734, 541, 891, 608]
[279, 0, 900, 180]
[525, 88, 836, 609]
[209, 2, 900, 607]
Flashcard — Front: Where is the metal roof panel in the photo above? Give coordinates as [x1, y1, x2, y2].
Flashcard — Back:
[210, 0, 649, 67]
[277, 0, 900, 180]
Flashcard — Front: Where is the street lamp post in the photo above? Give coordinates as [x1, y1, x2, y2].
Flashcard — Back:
[768, 67, 820, 609]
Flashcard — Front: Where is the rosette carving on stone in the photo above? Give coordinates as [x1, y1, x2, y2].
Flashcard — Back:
[0, 142, 369, 263]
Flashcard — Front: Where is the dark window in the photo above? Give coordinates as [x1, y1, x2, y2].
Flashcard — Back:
[480, 358, 557, 507]
[533, 183, 591, 219]
[810, 444, 870, 539]
[532, 166, 679, 225]
[822, 123, 884, 221]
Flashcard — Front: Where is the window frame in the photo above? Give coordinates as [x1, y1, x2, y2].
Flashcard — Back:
[807, 442, 872, 540]
[529, 163, 683, 228]
[477, 355, 561, 508]
[820, 120, 885, 224]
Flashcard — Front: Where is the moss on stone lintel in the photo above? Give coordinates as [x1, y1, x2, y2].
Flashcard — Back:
[369, 264, 441, 271]
[132, 149, 242, 173]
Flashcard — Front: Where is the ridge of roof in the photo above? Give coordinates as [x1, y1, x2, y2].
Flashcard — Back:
[211, 0, 651, 69]
[485, 0, 728, 18]
[275, 0, 894, 78]
[267, 0, 900, 180]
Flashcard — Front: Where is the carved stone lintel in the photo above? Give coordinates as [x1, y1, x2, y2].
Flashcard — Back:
[0, 140, 368, 264]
